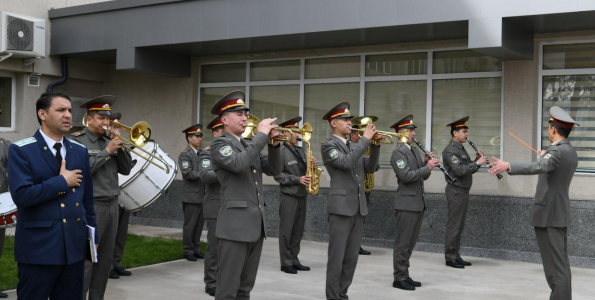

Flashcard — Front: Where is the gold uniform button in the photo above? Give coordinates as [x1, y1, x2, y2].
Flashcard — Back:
[61, 203, 65, 208]
[253, 170, 256, 173]
[63, 219, 66, 223]
[255, 181, 258, 185]
[72, 188, 75, 193]
[76, 203, 80, 207]
[77, 218, 81, 222]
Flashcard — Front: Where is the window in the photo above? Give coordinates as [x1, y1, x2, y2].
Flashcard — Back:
[366, 53, 427, 76]
[304, 83, 360, 157]
[0, 73, 15, 131]
[432, 78, 502, 160]
[305, 56, 360, 79]
[541, 42, 595, 172]
[433, 50, 502, 74]
[200, 63, 246, 83]
[251, 60, 300, 81]
[198, 49, 503, 165]
[365, 81, 427, 162]
[249, 85, 300, 121]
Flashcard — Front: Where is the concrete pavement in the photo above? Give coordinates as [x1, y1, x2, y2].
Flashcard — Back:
[3, 224, 595, 299]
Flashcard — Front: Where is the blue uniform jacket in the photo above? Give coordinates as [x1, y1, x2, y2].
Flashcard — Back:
[8, 130, 97, 265]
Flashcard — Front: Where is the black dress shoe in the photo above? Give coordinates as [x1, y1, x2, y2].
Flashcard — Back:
[405, 277, 422, 287]
[293, 264, 310, 271]
[456, 257, 472, 266]
[195, 251, 205, 259]
[446, 259, 465, 268]
[205, 286, 216, 297]
[281, 266, 297, 274]
[114, 266, 132, 276]
[186, 254, 198, 261]
[359, 247, 371, 255]
[393, 280, 416, 291]
[339, 294, 349, 299]
[0, 292, 6, 298]
[108, 270, 120, 279]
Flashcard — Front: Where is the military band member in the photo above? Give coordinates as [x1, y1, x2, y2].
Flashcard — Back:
[389, 115, 439, 291]
[209, 91, 283, 300]
[73, 95, 133, 300]
[490, 106, 578, 300]
[321, 102, 381, 300]
[8, 92, 97, 299]
[108, 113, 132, 279]
[179, 123, 206, 261]
[441, 117, 487, 269]
[198, 117, 224, 297]
[0, 137, 10, 299]
[273, 116, 315, 274]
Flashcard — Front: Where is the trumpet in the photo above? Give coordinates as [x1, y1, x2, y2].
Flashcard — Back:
[350, 128, 409, 144]
[82, 113, 171, 173]
[242, 114, 294, 143]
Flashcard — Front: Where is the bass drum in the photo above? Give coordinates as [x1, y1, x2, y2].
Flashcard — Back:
[118, 140, 178, 212]
[0, 192, 17, 228]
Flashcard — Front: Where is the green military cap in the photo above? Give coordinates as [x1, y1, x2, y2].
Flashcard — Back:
[549, 106, 579, 128]
[211, 90, 249, 116]
[80, 95, 116, 116]
[391, 114, 417, 131]
[322, 102, 353, 121]
[278, 116, 302, 129]
[446, 116, 469, 129]
[183, 124, 203, 137]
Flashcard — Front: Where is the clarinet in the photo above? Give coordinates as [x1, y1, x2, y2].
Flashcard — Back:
[412, 138, 456, 184]
[467, 138, 503, 180]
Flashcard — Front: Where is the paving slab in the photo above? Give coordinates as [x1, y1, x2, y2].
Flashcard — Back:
[3, 225, 595, 299]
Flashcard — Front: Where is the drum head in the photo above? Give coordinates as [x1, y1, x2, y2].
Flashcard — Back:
[0, 192, 17, 215]
[118, 141, 157, 187]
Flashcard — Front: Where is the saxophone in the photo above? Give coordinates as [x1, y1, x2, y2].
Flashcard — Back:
[305, 139, 323, 195]
[300, 123, 323, 195]
[363, 146, 374, 193]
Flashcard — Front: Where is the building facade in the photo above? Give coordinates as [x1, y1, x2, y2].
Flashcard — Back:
[2, 0, 595, 267]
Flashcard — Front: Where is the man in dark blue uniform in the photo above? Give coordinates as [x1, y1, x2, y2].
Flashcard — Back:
[8, 92, 97, 300]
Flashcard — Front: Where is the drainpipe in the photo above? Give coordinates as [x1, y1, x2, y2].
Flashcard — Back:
[47, 56, 68, 92]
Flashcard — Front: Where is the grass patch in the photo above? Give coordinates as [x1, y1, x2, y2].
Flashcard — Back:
[0, 233, 205, 291]
[0, 236, 17, 292]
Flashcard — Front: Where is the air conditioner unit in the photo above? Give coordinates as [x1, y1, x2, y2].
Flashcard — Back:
[0, 11, 45, 58]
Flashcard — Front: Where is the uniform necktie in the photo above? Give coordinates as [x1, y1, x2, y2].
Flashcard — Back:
[240, 138, 248, 149]
[411, 146, 419, 164]
[346, 140, 351, 151]
[54, 143, 63, 166]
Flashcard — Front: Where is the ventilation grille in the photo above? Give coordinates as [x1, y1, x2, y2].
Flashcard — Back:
[27, 75, 39, 87]
[6, 15, 34, 51]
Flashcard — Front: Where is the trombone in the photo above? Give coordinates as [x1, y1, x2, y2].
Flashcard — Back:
[82, 114, 171, 174]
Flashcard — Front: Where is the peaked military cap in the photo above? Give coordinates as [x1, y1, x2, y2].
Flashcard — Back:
[211, 90, 249, 116]
[352, 116, 378, 129]
[322, 102, 353, 121]
[183, 124, 203, 137]
[390, 114, 417, 131]
[109, 112, 122, 121]
[80, 95, 116, 116]
[446, 116, 469, 129]
[549, 106, 579, 129]
[207, 117, 223, 130]
[279, 116, 302, 128]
